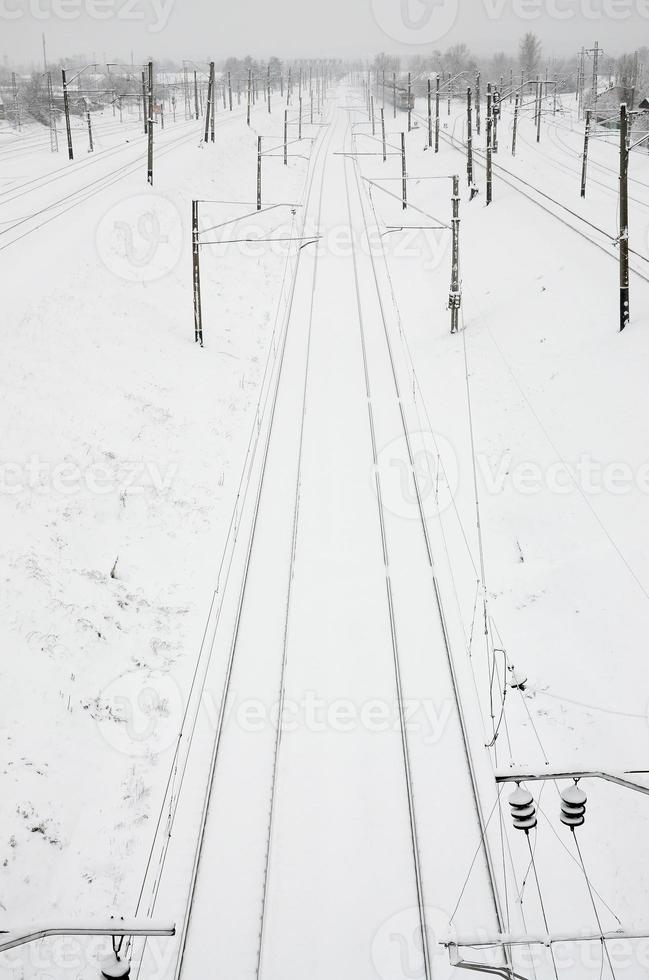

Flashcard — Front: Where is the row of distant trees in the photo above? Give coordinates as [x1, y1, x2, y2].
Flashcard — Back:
[375, 35, 649, 98]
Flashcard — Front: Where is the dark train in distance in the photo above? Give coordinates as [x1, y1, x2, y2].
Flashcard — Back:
[387, 85, 415, 112]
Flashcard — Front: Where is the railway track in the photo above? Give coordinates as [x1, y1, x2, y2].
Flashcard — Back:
[0, 111, 250, 253]
[420, 111, 649, 287]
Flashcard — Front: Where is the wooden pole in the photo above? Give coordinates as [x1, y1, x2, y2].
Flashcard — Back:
[427, 78, 432, 148]
[228, 71, 232, 110]
[257, 136, 262, 211]
[381, 107, 386, 162]
[475, 71, 481, 136]
[371, 95, 375, 136]
[619, 103, 630, 331]
[580, 109, 591, 198]
[247, 68, 251, 126]
[393, 71, 396, 119]
[192, 201, 203, 346]
[193, 70, 199, 120]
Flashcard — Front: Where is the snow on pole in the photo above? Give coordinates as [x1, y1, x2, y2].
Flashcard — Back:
[450, 175, 461, 334]
[620, 102, 630, 331]
[512, 92, 519, 156]
[581, 109, 591, 198]
[192, 201, 203, 347]
[466, 88, 473, 186]
[486, 84, 493, 205]
[61, 69, 73, 159]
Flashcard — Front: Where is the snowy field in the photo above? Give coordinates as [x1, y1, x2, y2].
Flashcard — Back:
[2, 78, 649, 980]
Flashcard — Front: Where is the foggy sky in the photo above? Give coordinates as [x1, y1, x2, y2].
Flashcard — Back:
[3, 0, 647, 68]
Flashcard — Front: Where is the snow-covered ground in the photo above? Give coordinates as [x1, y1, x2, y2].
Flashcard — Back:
[2, 80, 649, 980]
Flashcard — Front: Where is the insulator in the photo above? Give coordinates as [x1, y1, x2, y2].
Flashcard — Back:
[509, 667, 527, 691]
[560, 784, 587, 828]
[100, 957, 130, 980]
[509, 786, 537, 832]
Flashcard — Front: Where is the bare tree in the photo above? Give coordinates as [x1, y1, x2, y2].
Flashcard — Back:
[519, 32, 542, 78]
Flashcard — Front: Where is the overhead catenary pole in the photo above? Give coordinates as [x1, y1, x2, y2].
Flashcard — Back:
[86, 105, 93, 152]
[192, 201, 203, 346]
[142, 70, 148, 133]
[466, 87, 473, 186]
[61, 69, 73, 160]
[580, 109, 591, 198]
[486, 83, 493, 205]
[536, 78, 542, 143]
[204, 61, 213, 143]
[381, 107, 386, 162]
[401, 132, 407, 210]
[427, 78, 432, 148]
[147, 60, 153, 185]
[193, 70, 199, 120]
[450, 175, 461, 334]
[407, 72, 412, 131]
[512, 92, 520, 156]
[283, 108, 288, 165]
[257, 136, 262, 211]
[475, 71, 481, 136]
[393, 71, 397, 119]
[435, 76, 440, 152]
[619, 102, 630, 331]
[247, 68, 252, 126]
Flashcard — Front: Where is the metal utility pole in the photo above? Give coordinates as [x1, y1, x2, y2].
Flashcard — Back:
[192, 201, 203, 346]
[435, 76, 440, 152]
[284, 109, 288, 165]
[47, 72, 58, 152]
[450, 175, 461, 334]
[393, 71, 396, 119]
[591, 40, 599, 109]
[407, 72, 412, 131]
[228, 71, 232, 111]
[512, 93, 519, 156]
[204, 62, 213, 143]
[193, 70, 199, 120]
[466, 87, 473, 186]
[257, 136, 262, 211]
[61, 69, 73, 160]
[619, 103, 630, 331]
[381, 107, 386, 162]
[401, 132, 407, 210]
[247, 68, 252, 126]
[580, 110, 591, 198]
[475, 72, 481, 136]
[141, 70, 148, 133]
[147, 61, 153, 186]
[486, 84, 493, 205]
[86, 106, 94, 152]
[427, 78, 432, 148]
[536, 78, 542, 143]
